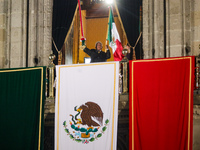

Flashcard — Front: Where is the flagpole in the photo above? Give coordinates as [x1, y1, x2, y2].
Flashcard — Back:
[78, 0, 85, 46]
[105, 6, 111, 52]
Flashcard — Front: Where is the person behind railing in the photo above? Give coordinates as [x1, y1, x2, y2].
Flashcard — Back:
[124, 44, 133, 60]
[83, 41, 111, 63]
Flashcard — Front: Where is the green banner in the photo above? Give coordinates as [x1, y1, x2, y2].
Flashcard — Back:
[0, 67, 46, 150]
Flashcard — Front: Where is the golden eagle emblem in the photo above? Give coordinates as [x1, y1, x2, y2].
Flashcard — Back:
[63, 101, 109, 144]
[78, 102, 103, 127]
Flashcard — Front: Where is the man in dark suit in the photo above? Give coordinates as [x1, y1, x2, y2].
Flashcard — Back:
[83, 41, 111, 63]
[125, 44, 133, 60]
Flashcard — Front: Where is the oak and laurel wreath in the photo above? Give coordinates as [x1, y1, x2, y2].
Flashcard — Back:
[63, 119, 109, 143]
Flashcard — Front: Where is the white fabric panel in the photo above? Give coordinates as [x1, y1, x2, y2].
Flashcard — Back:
[55, 62, 119, 150]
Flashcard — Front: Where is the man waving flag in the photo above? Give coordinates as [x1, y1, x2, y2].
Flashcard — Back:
[107, 7, 124, 61]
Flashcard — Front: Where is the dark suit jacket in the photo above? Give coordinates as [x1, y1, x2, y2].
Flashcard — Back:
[126, 47, 133, 60]
[84, 47, 111, 63]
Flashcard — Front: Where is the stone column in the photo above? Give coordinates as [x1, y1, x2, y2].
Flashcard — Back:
[42, 0, 53, 66]
[193, 105, 200, 149]
[3, 0, 27, 68]
[29, 0, 53, 67]
[143, 0, 153, 59]
[0, 0, 53, 69]
[167, 1, 182, 57]
[143, 0, 196, 58]
[0, 0, 7, 68]
[191, 0, 200, 56]
[184, 0, 192, 56]
[143, 0, 165, 59]
[154, 0, 164, 58]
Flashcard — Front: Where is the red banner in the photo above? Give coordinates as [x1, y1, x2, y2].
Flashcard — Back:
[129, 56, 194, 150]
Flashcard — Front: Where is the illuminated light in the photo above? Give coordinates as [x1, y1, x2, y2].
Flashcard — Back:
[105, 0, 114, 4]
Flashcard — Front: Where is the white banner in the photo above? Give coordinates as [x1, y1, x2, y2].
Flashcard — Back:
[55, 62, 119, 150]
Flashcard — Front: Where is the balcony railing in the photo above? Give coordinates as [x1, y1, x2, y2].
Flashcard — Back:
[46, 53, 129, 100]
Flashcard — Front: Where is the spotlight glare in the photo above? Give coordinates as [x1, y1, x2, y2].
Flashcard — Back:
[106, 0, 113, 4]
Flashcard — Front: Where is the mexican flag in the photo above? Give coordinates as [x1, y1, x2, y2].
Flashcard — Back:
[107, 8, 124, 61]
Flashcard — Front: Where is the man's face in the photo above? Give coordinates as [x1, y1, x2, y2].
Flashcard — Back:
[97, 43, 102, 50]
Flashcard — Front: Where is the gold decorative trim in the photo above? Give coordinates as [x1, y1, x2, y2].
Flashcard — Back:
[188, 57, 192, 150]
[111, 62, 116, 150]
[57, 66, 61, 150]
[56, 62, 117, 150]
[0, 67, 43, 73]
[38, 67, 44, 150]
[131, 61, 134, 150]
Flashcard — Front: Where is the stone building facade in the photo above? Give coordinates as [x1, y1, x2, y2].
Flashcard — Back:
[1, 0, 200, 67]
[0, 0, 53, 68]
[0, 0, 200, 149]
[143, 1, 200, 149]
[143, 0, 200, 58]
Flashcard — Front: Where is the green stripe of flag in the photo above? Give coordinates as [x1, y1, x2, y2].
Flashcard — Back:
[107, 8, 114, 44]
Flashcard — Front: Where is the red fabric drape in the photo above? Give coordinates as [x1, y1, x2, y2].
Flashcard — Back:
[129, 56, 194, 150]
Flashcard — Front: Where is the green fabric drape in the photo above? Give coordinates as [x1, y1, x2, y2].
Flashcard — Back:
[0, 67, 46, 150]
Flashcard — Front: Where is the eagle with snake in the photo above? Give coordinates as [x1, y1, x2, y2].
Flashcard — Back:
[71, 102, 103, 127]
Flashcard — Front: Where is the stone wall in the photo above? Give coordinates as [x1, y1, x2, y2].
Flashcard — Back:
[193, 105, 200, 149]
[191, 0, 200, 56]
[0, 0, 53, 69]
[143, 1, 200, 149]
[28, 0, 53, 67]
[143, 0, 200, 58]
[0, 0, 8, 68]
